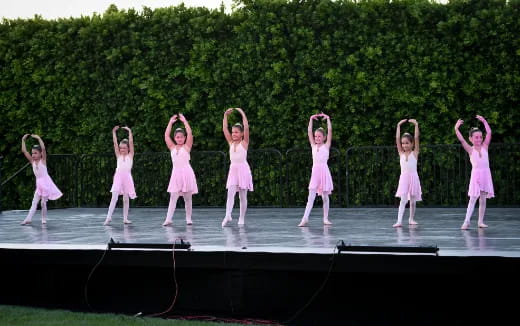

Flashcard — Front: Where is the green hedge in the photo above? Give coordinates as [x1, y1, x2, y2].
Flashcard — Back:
[1, 0, 519, 205]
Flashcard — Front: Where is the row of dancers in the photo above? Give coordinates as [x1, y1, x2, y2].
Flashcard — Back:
[19, 110, 494, 230]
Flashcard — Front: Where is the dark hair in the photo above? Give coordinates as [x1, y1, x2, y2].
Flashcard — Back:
[401, 133, 414, 144]
[232, 123, 243, 132]
[469, 127, 482, 137]
[32, 145, 42, 152]
[119, 139, 129, 147]
[174, 128, 186, 137]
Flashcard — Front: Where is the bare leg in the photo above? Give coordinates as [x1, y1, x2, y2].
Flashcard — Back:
[299, 190, 317, 227]
[104, 192, 119, 225]
[393, 197, 407, 228]
[461, 196, 478, 230]
[122, 194, 131, 224]
[238, 189, 248, 226]
[408, 196, 418, 225]
[322, 192, 332, 225]
[478, 191, 488, 228]
[163, 192, 180, 226]
[40, 197, 48, 224]
[184, 192, 193, 225]
[22, 193, 41, 225]
[222, 186, 237, 227]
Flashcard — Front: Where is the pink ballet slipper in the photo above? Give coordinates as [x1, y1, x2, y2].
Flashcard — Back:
[41, 219, 47, 224]
[298, 218, 308, 227]
[123, 219, 132, 224]
[408, 219, 418, 225]
[238, 217, 245, 226]
[461, 222, 470, 230]
[162, 219, 172, 226]
[186, 217, 193, 225]
[103, 218, 111, 226]
[222, 216, 232, 227]
[21, 219, 32, 225]
[393, 222, 402, 228]
[323, 218, 332, 225]
[478, 223, 488, 228]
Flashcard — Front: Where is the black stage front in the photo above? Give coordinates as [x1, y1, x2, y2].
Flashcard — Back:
[1, 207, 519, 325]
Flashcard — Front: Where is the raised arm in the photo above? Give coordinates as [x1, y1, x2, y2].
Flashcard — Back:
[164, 115, 177, 151]
[31, 134, 46, 162]
[223, 108, 233, 144]
[21, 134, 32, 162]
[235, 108, 249, 146]
[322, 113, 332, 148]
[477, 115, 492, 148]
[112, 126, 120, 157]
[122, 126, 134, 156]
[409, 119, 420, 156]
[454, 119, 473, 154]
[179, 113, 193, 151]
[396, 119, 407, 154]
[308, 115, 316, 146]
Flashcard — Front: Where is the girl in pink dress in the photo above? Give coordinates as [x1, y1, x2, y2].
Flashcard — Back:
[298, 113, 333, 227]
[21, 134, 63, 225]
[221, 108, 253, 227]
[162, 113, 198, 226]
[455, 115, 494, 230]
[393, 119, 422, 228]
[104, 126, 136, 225]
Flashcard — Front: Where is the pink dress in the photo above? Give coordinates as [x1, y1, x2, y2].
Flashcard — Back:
[308, 144, 334, 196]
[110, 155, 137, 199]
[167, 146, 198, 194]
[226, 142, 253, 191]
[468, 147, 494, 198]
[32, 161, 62, 200]
[395, 152, 422, 201]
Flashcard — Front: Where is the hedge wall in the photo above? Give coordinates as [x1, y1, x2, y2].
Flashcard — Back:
[1, 0, 519, 204]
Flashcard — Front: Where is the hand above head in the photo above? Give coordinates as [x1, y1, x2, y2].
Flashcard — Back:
[234, 107, 244, 113]
[178, 113, 187, 122]
[408, 119, 418, 125]
[398, 119, 408, 126]
[113, 126, 120, 132]
[122, 126, 131, 132]
[224, 108, 234, 116]
[476, 115, 486, 122]
[169, 115, 178, 124]
[321, 113, 330, 120]
[22, 134, 30, 140]
[455, 119, 464, 129]
[31, 134, 41, 139]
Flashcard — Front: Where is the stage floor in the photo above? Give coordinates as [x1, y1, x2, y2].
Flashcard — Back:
[0, 207, 519, 257]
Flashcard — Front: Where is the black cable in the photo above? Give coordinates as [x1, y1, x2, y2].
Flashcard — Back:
[283, 241, 339, 324]
[84, 243, 110, 311]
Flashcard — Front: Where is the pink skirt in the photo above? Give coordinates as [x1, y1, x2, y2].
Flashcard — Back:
[395, 172, 422, 201]
[308, 164, 333, 196]
[167, 166, 198, 194]
[35, 176, 63, 200]
[110, 171, 137, 199]
[468, 168, 494, 198]
[226, 162, 253, 191]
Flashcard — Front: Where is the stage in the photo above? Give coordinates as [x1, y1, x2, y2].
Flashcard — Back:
[1, 207, 519, 325]
[1, 207, 519, 257]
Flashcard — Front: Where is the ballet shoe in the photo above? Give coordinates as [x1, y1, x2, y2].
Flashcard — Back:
[393, 222, 402, 228]
[478, 223, 488, 228]
[323, 219, 332, 225]
[21, 219, 32, 225]
[103, 218, 111, 226]
[186, 217, 193, 225]
[123, 219, 132, 224]
[162, 220, 172, 226]
[461, 222, 470, 230]
[298, 218, 308, 227]
[238, 218, 245, 226]
[408, 219, 418, 225]
[222, 216, 232, 227]
[41, 219, 47, 224]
